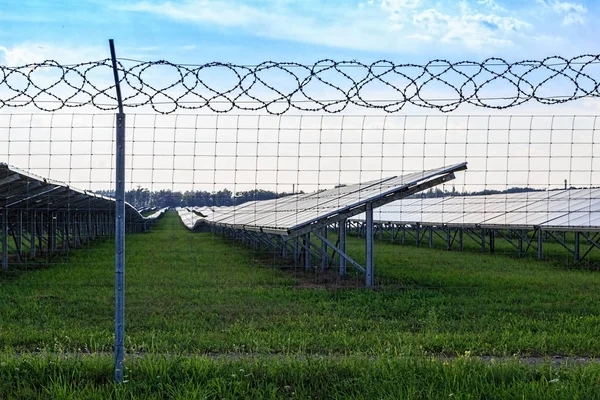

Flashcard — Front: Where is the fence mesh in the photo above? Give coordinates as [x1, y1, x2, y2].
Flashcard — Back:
[2, 57, 600, 388]
[1, 114, 599, 282]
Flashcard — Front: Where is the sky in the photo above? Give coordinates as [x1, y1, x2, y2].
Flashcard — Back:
[0, 0, 599, 193]
[0, 0, 597, 64]
[0, 0, 598, 114]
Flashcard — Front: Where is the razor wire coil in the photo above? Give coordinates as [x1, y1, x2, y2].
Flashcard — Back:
[1, 55, 599, 114]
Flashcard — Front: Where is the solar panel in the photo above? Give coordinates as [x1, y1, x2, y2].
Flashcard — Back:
[0, 162, 161, 225]
[348, 188, 600, 231]
[199, 163, 467, 236]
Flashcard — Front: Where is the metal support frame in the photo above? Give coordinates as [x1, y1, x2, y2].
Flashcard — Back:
[1, 210, 7, 270]
[537, 228, 543, 260]
[345, 221, 600, 264]
[575, 232, 580, 261]
[313, 230, 366, 275]
[339, 219, 347, 277]
[303, 232, 337, 268]
[30, 211, 36, 258]
[304, 234, 311, 271]
[579, 232, 600, 261]
[365, 202, 374, 287]
[16, 211, 22, 258]
[321, 226, 328, 271]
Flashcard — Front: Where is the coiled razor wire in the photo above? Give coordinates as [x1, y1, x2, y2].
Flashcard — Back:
[1, 55, 599, 114]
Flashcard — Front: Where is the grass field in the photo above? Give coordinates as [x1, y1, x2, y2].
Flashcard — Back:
[1, 211, 600, 398]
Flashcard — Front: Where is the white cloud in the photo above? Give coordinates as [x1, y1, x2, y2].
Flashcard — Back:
[118, 0, 430, 54]
[381, 0, 423, 16]
[383, 1, 529, 49]
[123, 0, 258, 28]
[536, 0, 587, 25]
[476, 0, 505, 12]
[117, 0, 591, 57]
[0, 42, 106, 66]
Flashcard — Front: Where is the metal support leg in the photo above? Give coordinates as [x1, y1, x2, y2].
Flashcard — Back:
[17, 211, 22, 258]
[30, 211, 36, 258]
[321, 226, 328, 271]
[89, 212, 94, 241]
[37, 213, 43, 253]
[294, 238, 299, 267]
[63, 214, 69, 252]
[366, 202, 374, 288]
[574, 232, 580, 261]
[339, 219, 346, 277]
[65, 212, 71, 251]
[489, 229, 495, 254]
[481, 228, 486, 253]
[428, 226, 433, 248]
[52, 214, 57, 254]
[304, 234, 311, 271]
[537, 229, 543, 260]
[47, 214, 53, 255]
[282, 235, 288, 258]
[2, 210, 7, 270]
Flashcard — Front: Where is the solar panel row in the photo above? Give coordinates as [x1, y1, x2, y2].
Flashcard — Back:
[0, 163, 164, 225]
[349, 188, 600, 231]
[0, 162, 166, 269]
[177, 163, 468, 237]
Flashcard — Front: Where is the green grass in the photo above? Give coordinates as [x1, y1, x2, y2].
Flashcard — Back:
[1, 211, 600, 398]
[2, 353, 599, 399]
[351, 227, 600, 266]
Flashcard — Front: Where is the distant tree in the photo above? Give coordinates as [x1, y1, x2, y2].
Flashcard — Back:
[98, 184, 549, 211]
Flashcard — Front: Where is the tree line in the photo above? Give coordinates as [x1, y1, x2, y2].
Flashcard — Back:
[96, 185, 548, 210]
[420, 186, 544, 198]
[95, 187, 299, 209]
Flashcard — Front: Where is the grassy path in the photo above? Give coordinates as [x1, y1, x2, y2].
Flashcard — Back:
[1, 211, 600, 398]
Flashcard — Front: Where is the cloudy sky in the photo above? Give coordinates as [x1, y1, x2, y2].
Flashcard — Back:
[0, 0, 598, 192]
[0, 0, 595, 64]
[1, 0, 598, 115]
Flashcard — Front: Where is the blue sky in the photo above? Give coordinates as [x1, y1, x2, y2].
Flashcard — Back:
[0, 1, 598, 190]
[0, 0, 598, 116]
[0, 0, 596, 65]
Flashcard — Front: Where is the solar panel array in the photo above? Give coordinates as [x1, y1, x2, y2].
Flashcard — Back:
[177, 163, 467, 236]
[0, 162, 169, 270]
[350, 189, 600, 232]
[0, 162, 163, 226]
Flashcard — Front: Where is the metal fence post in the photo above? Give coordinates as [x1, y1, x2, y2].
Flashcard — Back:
[110, 39, 126, 384]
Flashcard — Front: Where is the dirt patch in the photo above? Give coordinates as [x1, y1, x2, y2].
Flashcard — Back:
[289, 269, 366, 289]
[10, 350, 600, 366]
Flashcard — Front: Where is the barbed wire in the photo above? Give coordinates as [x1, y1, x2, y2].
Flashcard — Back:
[1, 55, 599, 114]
